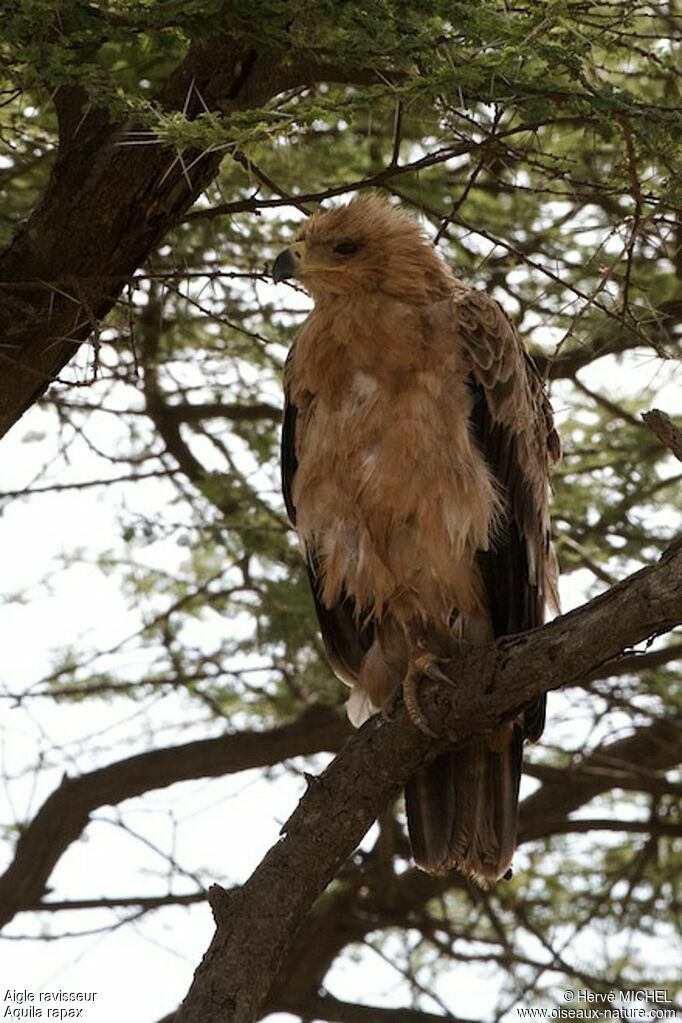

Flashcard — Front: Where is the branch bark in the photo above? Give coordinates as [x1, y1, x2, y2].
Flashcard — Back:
[583, 640, 682, 682]
[174, 539, 682, 1023]
[1, 548, 678, 1014]
[0, 705, 347, 929]
[642, 409, 682, 462]
[10, 711, 675, 1023]
[519, 714, 681, 839]
[301, 994, 474, 1023]
[0, 25, 378, 440]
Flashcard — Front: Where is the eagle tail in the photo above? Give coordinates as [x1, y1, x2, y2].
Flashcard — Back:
[404, 726, 523, 887]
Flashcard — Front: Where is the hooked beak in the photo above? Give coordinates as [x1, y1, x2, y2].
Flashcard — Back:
[272, 240, 350, 285]
[272, 241, 307, 283]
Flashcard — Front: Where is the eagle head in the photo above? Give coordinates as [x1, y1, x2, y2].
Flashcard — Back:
[272, 193, 454, 303]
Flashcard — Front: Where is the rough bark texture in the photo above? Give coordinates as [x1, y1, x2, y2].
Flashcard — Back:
[267, 716, 681, 1019]
[0, 27, 376, 439]
[642, 409, 682, 462]
[174, 539, 682, 1023]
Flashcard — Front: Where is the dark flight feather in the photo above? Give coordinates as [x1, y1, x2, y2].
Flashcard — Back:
[405, 295, 555, 882]
[282, 383, 373, 687]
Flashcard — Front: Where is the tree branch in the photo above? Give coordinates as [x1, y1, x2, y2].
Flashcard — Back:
[239, 712, 682, 1022]
[519, 715, 682, 839]
[583, 640, 682, 682]
[300, 994, 474, 1023]
[13, 707, 676, 1023]
[524, 818, 682, 839]
[0, 705, 347, 929]
[523, 749, 682, 803]
[30, 892, 209, 913]
[270, 719, 682, 1018]
[174, 539, 682, 1023]
[0, 26, 381, 440]
[642, 409, 682, 462]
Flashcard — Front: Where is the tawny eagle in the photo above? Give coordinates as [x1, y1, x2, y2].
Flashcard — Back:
[273, 195, 559, 886]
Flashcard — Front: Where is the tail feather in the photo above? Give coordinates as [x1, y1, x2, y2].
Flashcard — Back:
[405, 726, 523, 886]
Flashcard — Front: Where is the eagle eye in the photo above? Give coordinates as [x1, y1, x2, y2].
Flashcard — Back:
[333, 241, 359, 256]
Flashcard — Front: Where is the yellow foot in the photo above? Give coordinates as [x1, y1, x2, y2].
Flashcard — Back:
[402, 653, 454, 738]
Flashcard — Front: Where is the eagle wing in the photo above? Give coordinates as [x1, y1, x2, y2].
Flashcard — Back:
[454, 290, 560, 740]
[282, 346, 373, 685]
[404, 289, 560, 881]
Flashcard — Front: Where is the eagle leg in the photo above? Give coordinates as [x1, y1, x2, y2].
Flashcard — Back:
[402, 648, 454, 738]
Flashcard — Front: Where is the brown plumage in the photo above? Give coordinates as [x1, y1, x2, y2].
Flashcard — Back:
[274, 194, 560, 886]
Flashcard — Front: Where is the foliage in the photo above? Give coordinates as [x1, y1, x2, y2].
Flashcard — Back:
[0, 2, 680, 1022]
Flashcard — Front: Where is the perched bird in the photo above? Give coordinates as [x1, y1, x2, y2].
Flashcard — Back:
[273, 194, 560, 886]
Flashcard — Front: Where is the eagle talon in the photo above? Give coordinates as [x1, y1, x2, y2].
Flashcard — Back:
[413, 653, 454, 688]
[402, 654, 444, 738]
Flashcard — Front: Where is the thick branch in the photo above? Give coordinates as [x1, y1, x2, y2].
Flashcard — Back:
[584, 640, 682, 682]
[0, 29, 378, 439]
[301, 994, 473, 1023]
[1, 547, 679, 1012]
[524, 750, 682, 802]
[519, 715, 681, 837]
[268, 716, 682, 1017]
[16, 707, 670, 1023]
[32, 892, 209, 912]
[174, 540, 682, 1023]
[0, 705, 347, 929]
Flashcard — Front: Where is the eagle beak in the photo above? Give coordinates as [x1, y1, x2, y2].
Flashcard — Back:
[272, 243, 306, 283]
